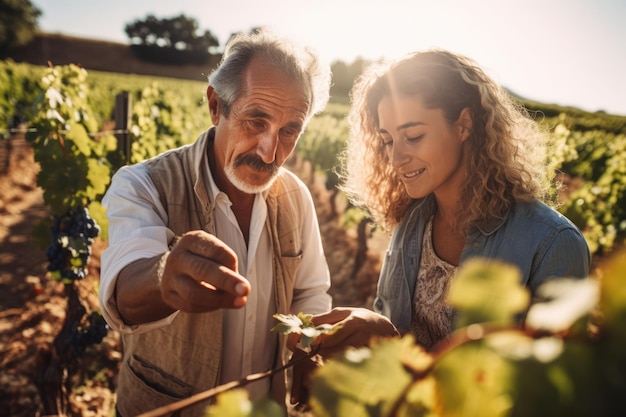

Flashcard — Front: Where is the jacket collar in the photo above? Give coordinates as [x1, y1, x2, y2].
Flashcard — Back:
[405, 194, 510, 237]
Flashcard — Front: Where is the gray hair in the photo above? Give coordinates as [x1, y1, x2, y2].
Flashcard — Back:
[208, 28, 331, 122]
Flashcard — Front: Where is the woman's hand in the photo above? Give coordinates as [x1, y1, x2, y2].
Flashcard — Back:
[288, 307, 399, 408]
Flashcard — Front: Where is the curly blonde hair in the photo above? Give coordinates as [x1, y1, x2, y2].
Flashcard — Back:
[339, 49, 553, 233]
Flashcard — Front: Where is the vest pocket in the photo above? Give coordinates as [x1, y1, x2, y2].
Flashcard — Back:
[280, 251, 303, 289]
[117, 354, 193, 415]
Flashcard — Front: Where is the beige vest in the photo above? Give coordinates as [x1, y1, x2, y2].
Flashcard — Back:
[116, 130, 303, 416]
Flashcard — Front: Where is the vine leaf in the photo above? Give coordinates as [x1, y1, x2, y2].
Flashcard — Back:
[433, 339, 515, 417]
[598, 252, 626, 339]
[272, 312, 340, 350]
[448, 258, 530, 329]
[525, 278, 598, 333]
[309, 336, 415, 417]
[202, 389, 286, 417]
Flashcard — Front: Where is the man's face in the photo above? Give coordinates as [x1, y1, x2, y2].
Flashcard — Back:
[209, 57, 311, 195]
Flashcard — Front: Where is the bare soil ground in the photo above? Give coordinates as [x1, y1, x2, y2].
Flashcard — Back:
[0, 135, 386, 417]
[0, 135, 120, 417]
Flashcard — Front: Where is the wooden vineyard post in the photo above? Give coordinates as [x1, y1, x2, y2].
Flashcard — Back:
[114, 91, 131, 164]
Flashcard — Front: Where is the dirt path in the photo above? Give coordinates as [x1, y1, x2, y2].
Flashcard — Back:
[0, 137, 48, 308]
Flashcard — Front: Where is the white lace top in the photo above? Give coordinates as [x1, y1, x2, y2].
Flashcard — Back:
[410, 216, 457, 349]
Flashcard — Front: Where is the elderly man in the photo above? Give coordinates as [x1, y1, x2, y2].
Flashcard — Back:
[100, 29, 333, 416]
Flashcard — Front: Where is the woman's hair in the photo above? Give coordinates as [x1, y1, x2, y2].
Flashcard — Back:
[208, 28, 331, 123]
[340, 49, 553, 232]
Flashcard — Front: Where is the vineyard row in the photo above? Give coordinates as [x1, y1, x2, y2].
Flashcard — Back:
[1, 59, 625, 257]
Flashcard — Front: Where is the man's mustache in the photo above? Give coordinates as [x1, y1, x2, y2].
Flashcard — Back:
[233, 154, 277, 173]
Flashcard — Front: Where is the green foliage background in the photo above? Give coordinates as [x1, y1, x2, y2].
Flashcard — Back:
[2, 59, 626, 255]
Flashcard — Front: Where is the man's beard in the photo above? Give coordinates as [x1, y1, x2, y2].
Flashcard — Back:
[225, 154, 279, 194]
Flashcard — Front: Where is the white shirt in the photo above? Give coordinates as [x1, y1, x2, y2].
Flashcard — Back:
[100, 159, 332, 401]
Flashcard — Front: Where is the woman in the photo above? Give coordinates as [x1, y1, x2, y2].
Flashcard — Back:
[340, 49, 590, 349]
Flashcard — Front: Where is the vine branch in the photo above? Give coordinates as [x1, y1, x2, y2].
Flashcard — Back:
[136, 344, 322, 417]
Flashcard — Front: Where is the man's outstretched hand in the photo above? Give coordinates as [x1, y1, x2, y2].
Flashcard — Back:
[160, 230, 250, 313]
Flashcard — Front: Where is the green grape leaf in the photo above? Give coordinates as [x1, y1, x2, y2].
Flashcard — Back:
[508, 341, 596, 417]
[484, 330, 546, 362]
[87, 201, 108, 241]
[400, 339, 433, 376]
[66, 119, 91, 156]
[598, 252, 626, 339]
[203, 389, 251, 417]
[99, 132, 118, 153]
[448, 258, 530, 328]
[595, 251, 626, 403]
[272, 312, 313, 334]
[85, 157, 111, 198]
[249, 397, 286, 417]
[397, 376, 438, 417]
[433, 340, 515, 417]
[525, 278, 598, 333]
[203, 389, 286, 417]
[272, 312, 340, 349]
[310, 336, 415, 417]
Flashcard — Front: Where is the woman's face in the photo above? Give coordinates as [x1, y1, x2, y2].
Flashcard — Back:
[376, 93, 471, 203]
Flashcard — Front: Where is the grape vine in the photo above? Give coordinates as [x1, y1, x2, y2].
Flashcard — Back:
[25, 63, 115, 416]
[0, 60, 42, 133]
[6, 61, 212, 415]
[125, 82, 205, 165]
[46, 205, 100, 282]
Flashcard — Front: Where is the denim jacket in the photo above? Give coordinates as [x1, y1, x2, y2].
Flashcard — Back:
[373, 194, 591, 332]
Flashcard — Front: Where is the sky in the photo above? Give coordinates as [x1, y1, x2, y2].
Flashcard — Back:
[31, 0, 626, 116]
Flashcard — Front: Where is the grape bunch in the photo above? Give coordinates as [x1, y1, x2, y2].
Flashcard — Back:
[46, 205, 101, 282]
[69, 311, 109, 356]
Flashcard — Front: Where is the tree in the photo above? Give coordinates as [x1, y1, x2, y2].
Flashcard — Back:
[330, 57, 372, 98]
[0, 0, 41, 55]
[124, 14, 219, 64]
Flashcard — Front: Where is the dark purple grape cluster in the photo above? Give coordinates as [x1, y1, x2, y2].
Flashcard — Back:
[46, 205, 100, 282]
[69, 312, 109, 356]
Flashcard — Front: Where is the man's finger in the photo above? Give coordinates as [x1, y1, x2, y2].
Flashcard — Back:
[175, 250, 250, 296]
[161, 273, 248, 312]
[175, 230, 239, 272]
